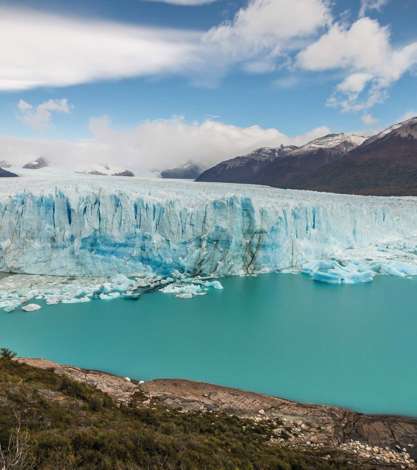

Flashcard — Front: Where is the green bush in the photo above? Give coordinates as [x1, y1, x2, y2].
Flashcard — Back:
[0, 348, 16, 360]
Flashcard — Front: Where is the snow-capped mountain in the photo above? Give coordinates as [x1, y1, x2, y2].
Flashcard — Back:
[79, 164, 134, 177]
[230, 146, 298, 164]
[303, 117, 417, 196]
[197, 119, 417, 195]
[196, 145, 297, 184]
[23, 157, 49, 170]
[362, 117, 417, 147]
[290, 133, 366, 156]
[197, 134, 364, 187]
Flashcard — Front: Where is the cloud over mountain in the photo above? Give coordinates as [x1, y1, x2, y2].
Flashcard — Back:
[0, 116, 329, 174]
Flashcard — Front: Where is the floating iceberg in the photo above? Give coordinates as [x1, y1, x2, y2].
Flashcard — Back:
[160, 278, 224, 299]
[21, 303, 41, 312]
[302, 261, 375, 284]
[0, 174, 417, 310]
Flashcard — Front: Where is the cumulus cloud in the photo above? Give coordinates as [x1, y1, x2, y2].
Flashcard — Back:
[1, 116, 330, 173]
[2, 1, 413, 116]
[202, 0, 331, 76]
[297, 17, 417, 111]
[359, 0, 389, 17]
[0, 7, 198, 91]
[17, 99, 71, 131]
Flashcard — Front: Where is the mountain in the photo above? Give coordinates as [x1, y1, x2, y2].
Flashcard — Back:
[196, 146, 297, 184]
[0, 168, 17, 177]
[0, 160, 11, 168]
[198, 119, 417, 196]
[160, 161, 205, 179]
[23, 157, 49, 170]
[197, 135, 365, 188]
[255, 133, 366, 190]
[303, 117, 417, 196]
[80, 164, 135, 177]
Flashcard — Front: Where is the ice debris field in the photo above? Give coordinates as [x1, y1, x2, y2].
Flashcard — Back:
[1, 174, 417, 312]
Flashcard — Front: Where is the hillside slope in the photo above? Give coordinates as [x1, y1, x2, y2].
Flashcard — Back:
[197, 119, 417, 196]
[302, 118, 417, 196]
[197, 134, 365, 189]
[0, 356, 353, 470]
[0, 168, 17, 177]
[0, 355, 415, 469]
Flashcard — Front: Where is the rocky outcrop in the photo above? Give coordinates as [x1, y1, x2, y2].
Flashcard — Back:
[19, 358, 417, 469]
[23, 157, 48, 169]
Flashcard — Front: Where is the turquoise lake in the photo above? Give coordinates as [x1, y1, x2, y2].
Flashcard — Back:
[1, 273, 417, 417]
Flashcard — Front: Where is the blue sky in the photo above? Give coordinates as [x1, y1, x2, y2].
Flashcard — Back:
[0, 0, 417, 172]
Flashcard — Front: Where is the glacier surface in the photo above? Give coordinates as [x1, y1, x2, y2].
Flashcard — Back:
[1, 174, 417, 309]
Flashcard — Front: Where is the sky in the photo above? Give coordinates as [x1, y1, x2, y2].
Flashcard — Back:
[0, 0, 417, 173]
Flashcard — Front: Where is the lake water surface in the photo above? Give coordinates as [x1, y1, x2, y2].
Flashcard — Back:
[1, 273, 416, 416]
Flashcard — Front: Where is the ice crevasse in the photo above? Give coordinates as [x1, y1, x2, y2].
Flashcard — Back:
[1, 175, 417, 286]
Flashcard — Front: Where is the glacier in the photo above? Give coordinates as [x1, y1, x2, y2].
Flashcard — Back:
[1, 174, 417, 310]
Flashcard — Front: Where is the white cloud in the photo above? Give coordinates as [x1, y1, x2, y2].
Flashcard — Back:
[297, 17, 417, 111]
[361, 113, 378, 126]
[0, 2, 334, 91]
[203, 0, 331, 75]
[145, 0, 217, 4]
[0, 7, 199, 91]
[17, 99, 71, 131]
[2, 1, 412, 118]
[1, 116, 330, 173]
[359, 0, 389, 17]
[336, 73, 373, 95]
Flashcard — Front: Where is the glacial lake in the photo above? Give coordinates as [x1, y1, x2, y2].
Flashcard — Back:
[1, 273, 417, 417]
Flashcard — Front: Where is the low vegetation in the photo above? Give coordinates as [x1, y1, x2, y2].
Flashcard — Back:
[0, 351, 356, 469]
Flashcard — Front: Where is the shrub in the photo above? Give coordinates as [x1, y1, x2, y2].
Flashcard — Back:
[0, 348, 17, 361]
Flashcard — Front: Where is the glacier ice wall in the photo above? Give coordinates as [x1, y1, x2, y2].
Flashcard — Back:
[1, 175, 417, 282]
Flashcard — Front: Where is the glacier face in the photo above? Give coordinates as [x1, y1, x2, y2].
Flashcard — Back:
[1, 175, 417, 285]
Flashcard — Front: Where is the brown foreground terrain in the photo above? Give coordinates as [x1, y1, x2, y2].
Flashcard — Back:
[15, 358, 417, 469]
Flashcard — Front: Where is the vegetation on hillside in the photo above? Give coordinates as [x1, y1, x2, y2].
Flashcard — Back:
[0, 352, 357, 469]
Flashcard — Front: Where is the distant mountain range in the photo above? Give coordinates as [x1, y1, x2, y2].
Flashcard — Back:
[0, 160, 135, 178]
[197, 117, 417, 196]
[79, 164, 135, 177]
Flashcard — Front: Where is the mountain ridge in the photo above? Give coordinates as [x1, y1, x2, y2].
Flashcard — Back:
[197, 132, 365, 188]
[197, 118, 417, 196]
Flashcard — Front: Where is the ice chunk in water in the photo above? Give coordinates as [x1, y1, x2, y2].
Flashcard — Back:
[22, 303, 41, 312]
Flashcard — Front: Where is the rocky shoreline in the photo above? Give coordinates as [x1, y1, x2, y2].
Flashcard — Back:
[18, 358, 417, 469]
